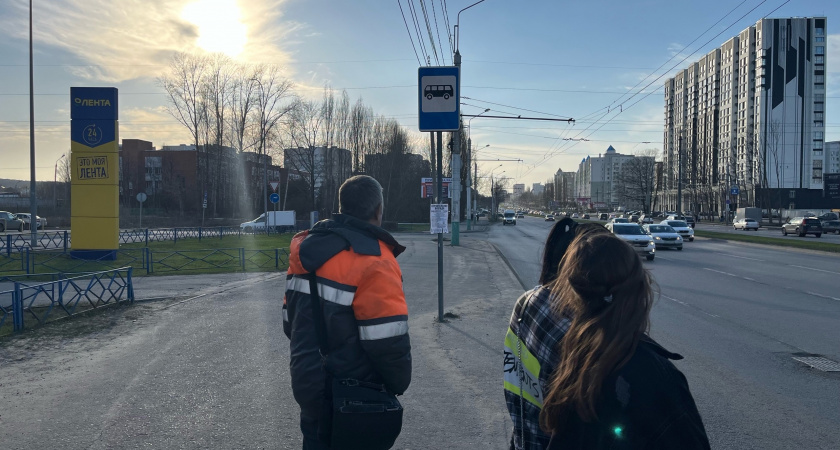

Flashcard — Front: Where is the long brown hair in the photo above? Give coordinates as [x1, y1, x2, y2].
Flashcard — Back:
[539, 232, 654, 432]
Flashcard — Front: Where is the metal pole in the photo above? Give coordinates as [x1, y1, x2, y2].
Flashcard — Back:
[466, 137, 472, 230]
[436, 131, 444, 322]
[262, 138, 268, 234]
[677, 133, 683, 215]
[28, 0, 37, 247]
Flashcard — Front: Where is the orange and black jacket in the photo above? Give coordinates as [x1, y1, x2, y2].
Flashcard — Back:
[283, 214, 411, 419]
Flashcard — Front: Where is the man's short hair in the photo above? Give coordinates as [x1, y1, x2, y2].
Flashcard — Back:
[339, 175, 384, 221]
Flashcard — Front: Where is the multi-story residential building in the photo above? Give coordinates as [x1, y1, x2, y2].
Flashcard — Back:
[553, 169, 576, 207]
[531, 183, 544, 196]
[512, 183, 525, 199]
[574, 146, 642, 209]
[663, 17, 827, 213]
[826, 141, 840, 175]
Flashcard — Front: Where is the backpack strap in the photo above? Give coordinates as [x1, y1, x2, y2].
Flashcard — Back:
[306, 272, 330, 357]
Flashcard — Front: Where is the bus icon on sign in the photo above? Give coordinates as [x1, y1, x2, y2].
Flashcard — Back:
[425, 85, 453, 100]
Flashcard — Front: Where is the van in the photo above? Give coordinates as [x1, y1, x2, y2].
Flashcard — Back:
[503, 209, 517, 225]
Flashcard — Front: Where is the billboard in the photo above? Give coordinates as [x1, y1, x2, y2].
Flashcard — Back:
[825, 173, 840, 199]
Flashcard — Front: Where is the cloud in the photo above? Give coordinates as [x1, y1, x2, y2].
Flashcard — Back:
[0, 0, 297, 82]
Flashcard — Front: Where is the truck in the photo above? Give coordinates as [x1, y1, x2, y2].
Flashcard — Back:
[240, 211, 296, 232]
[734, 207, 762, 223]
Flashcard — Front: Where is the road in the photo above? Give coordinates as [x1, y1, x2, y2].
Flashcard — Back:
[694, 221, 840, 245]
[487, 216, 840, 450]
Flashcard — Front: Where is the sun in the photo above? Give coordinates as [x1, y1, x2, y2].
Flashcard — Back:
[182, 0, 248, 57]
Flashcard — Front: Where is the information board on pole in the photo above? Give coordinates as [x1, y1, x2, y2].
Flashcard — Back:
[430, 204, 449, 234]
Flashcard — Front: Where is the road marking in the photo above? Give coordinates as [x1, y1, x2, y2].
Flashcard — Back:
[716, 252, 765, 262]
[703, 267, 755, 282]
[806, 291, 840, 302]
[660, 294, 719, 317]
[788, 265, 840, 276]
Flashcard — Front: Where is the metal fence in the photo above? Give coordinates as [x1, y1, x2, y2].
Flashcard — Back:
[0, 226, 297, 254]
[147, 248, 289, 274]
[0, 267, 134, 333]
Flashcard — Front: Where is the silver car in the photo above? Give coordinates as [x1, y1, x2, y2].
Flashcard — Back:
[733, 218, 759, 231]
[661, 220, 694, 242]
[0, 211, 25, 232]
[644, 224, 683, 250]
[15, 213, 47, 230]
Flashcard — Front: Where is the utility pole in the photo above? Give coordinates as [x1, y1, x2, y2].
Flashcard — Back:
[452, 55, 462, 245]
[28, 0, 37, 246]
[436, 131, 444, 322]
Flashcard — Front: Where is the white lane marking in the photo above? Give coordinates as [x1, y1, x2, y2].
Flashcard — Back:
[788, 265, 840, 276]
[716, 252, 765, 262]
[806, 291, 840, 302]
[661, 294, 719, 317]
[702, 268, 755, 282]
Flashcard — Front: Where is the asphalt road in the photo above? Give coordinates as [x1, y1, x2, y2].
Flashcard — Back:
[487, 216, 840, 450]
[694, 221, 840, 244]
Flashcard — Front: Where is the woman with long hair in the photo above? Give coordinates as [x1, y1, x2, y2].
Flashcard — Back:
[540, 232, 709, 449]
[504, 219, 608, 449]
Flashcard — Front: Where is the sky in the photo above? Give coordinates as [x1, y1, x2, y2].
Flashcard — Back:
[0, 0, 837, 190]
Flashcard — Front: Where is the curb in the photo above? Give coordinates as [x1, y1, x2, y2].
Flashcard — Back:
[487, 241, 529, 291]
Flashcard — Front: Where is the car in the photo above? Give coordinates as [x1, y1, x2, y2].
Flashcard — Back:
[821, 220, 840, 234]
[782, 217, 822, 237]
[582, 214, 591, 219]
[503, 210, 517, 225]
[599, 213, 609, 221]
[571, 213, 580, 219]
[643, 224, 683, 250]
[661, 220, 694, 241]
[545, 214, 555, 221]
[733, 218, 760, 231]
[606, 223, 656, 261]
[0, 211, 25, 232]
[15, 213, 47, 230]
[610, 218, 630, 224]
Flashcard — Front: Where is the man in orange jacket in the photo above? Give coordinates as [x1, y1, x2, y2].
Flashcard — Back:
[283, 175, 412, 449]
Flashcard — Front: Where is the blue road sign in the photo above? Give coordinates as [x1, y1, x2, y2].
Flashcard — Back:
[418, 66, 460, 131]
[730, 186, 740, 195]
[269, 193, 280, 204]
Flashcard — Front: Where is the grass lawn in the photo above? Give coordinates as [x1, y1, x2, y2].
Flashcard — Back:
[0, 233, 295, 278]
[694, 229, 840, 253]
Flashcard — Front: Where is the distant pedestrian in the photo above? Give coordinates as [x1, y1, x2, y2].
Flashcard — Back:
[504, 218, 608, 449]
[539, 233, 709, 449]
[284, 175, 411, 450]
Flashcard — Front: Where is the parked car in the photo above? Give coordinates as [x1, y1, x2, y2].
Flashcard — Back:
[661, 220, 694, 241]
[606, 223, 656, 261]
[782, 217, 822, 237]
[643, 224, 683, 250]
[733, 218, 760, 231]
[15, 213, 47, 230]
[545, 214, 555, 221]
[821, 220, 840, 235]
[0, 211, 25, 232]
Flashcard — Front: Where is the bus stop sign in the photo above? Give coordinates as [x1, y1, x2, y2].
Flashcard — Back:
[418, 66, 460, 131]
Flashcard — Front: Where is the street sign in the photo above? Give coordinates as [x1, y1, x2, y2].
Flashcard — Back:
[418, 66, 460, 131]
[421, 177, 452, 199]
[270, 181, 280, 192]
[730, 186, 740, 195]
[136, 192, 147, 203]
[269, 193, 280, 204]
[430, 204, 449, 234]
[726, 199, 731, 204]
[202, 200, 207, 209]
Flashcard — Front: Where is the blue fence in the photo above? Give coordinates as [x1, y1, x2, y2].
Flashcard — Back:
[0, 226, 296, 254]
[0, 267, 134, 333]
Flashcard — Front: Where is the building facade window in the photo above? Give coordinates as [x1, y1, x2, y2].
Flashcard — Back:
[815, 46, 825, 55]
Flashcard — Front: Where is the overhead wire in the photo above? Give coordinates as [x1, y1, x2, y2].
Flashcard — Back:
[398, 1, 423, 66]
[441, 0, 454, 53]
[430, 0, 448, 65]
[418, 0, 441, 65]
[407, 0, 429, 64]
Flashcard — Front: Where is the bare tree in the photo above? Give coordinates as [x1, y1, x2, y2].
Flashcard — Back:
[252, 65, 294, 213]
[617, 149, 658, 213]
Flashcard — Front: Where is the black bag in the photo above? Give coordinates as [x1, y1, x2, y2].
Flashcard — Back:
[307, 274, 403, 450]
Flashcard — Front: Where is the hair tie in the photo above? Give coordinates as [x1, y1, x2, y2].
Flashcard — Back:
[603, 294, 613, 303]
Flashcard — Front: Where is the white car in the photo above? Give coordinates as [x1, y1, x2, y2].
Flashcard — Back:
[733, 218, 760, 231]
[643, 224, 683, 250]
[606, 223, 656, 261]
[571, 213, 580, 219]
[661, 220, 694, 242]
[15, 213, 47, 230]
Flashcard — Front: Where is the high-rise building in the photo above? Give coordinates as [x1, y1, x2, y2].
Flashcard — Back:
[663, 17, 827, 213]
[574, 146, 636, 209]
[826, 141, 840, 176]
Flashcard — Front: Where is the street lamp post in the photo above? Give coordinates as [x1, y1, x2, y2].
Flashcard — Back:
[29, 0, 37, 245]
[252, 77, 269, 233]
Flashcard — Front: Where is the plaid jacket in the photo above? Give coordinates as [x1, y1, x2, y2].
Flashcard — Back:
[504, 285, 572, 450]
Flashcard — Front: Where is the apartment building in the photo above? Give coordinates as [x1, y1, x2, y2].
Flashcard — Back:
[663, 17, 828, 213]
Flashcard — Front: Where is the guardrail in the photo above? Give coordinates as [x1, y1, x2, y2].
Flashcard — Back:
[0, 267, 134, 333]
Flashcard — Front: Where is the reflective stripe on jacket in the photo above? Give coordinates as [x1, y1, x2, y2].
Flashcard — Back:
[283, 215, 411, 420]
